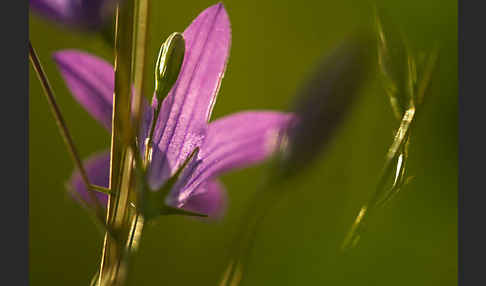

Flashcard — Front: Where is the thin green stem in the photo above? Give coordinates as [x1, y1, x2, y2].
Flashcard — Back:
[143, 104, 161, 166]
[29, 41, 109, 220]
[98, 0, 151, 284]
[341, 50, 438, 251]
[131, 0, 151, 134]
[122, 0, 151, 280]
[219, 178, 284, 286]
[98, 1, 136, 284]
[124, 0, 151, 275]
[341, 107, 415, 250]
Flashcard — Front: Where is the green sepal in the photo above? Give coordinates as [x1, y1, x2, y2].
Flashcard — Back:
[154, 32, 185, 102]
[161, 206, 208, 218]
[157, 146, 199, 199]
[141, 147, 202, 220]
[142, 191, 207, 220]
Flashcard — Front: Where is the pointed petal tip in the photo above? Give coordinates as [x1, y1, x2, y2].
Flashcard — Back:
[52, 50, 94, 70]
[52, 49, 93, 63]
[214, 2, 226, 11]
[209, 2, 226, 11]
[52, 50, 73, 66]
[215, 2, 230, 26]
[52, 50, 115, 130]
[187, 2, 231, 34]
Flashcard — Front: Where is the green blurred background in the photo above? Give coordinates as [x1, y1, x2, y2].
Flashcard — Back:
[29, 0, 457, 285]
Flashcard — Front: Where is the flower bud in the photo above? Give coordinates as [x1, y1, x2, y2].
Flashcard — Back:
[278, 37, 373, 177]
[154, 32, 185, 102]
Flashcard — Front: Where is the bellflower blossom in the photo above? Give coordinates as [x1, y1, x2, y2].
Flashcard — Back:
[280, 39, 371, 177]
[57, 4, 295, 218]
[29, 0, 117, 29]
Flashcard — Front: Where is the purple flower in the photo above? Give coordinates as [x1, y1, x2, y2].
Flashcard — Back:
[279, 39, 371, 177]
[56, 4, 294, 218]
[29, 0, 116, 29]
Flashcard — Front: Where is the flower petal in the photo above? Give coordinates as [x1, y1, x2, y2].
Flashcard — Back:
[30, 0, 109, 28]
[181, 179, 227, 219]
[68, 151, 110, 207]
[148, 3, 231, 188]
[53, 50, 114, 130]
[169, 111, 294, 206]
[30, 0, 74, 23]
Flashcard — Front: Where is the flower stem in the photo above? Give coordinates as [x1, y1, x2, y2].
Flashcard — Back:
[143, 105, 161, 166]
[219, 180, 284, 286]
[131, 0, 151, 133]
[97, 0, 150, 284]
[127, 0, 151, 268]
[122, 0, 151, 280]
[29, 41, 108, 220]
[98, 0, 136, 284]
